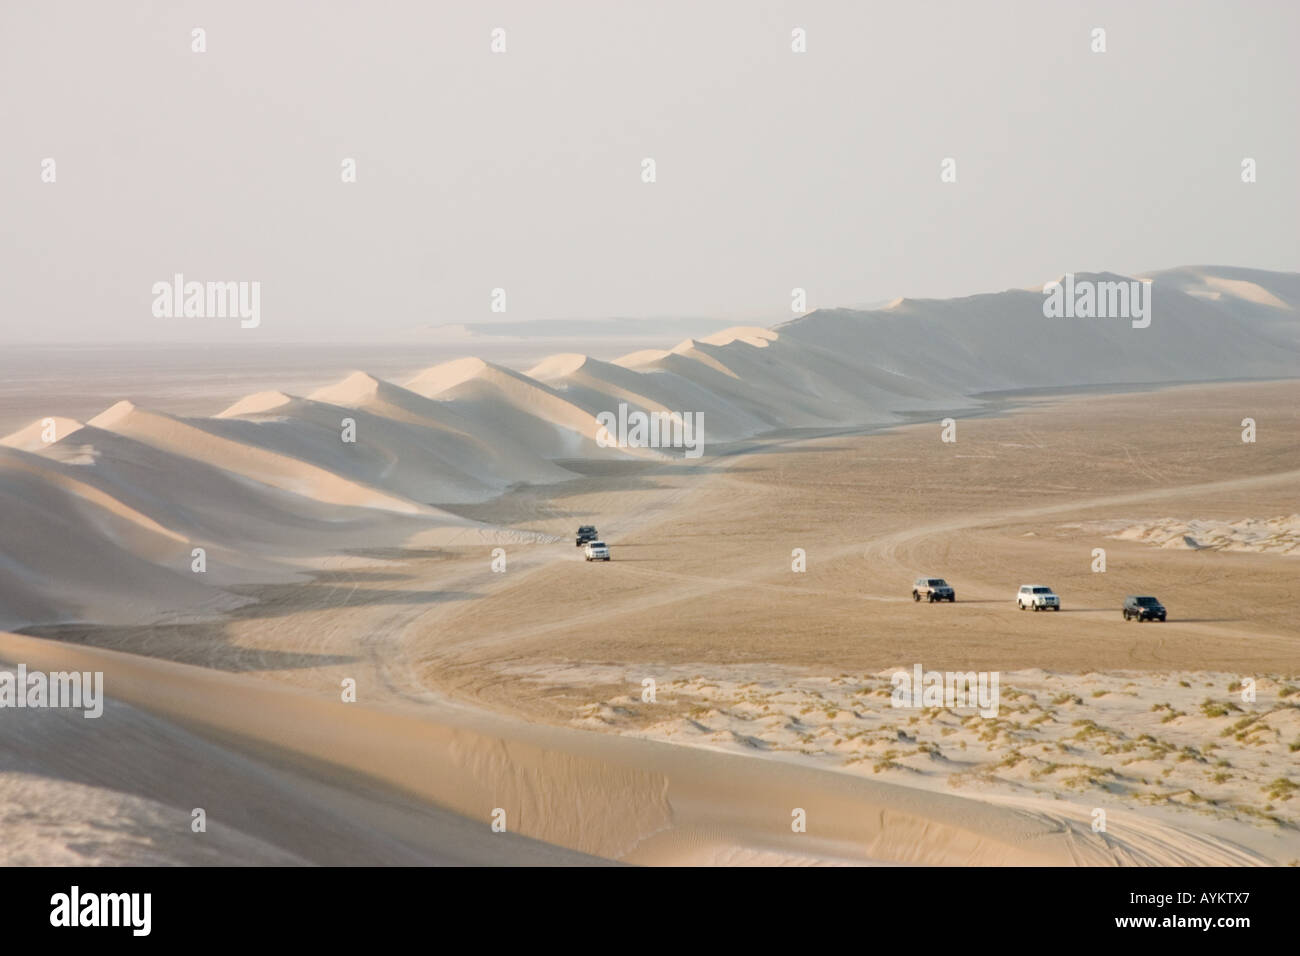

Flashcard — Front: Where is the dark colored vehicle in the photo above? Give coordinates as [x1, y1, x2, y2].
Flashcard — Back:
[912, 577, 956, 603]
[1123, 595, 1167, 622]
[576, 525, 598, 547]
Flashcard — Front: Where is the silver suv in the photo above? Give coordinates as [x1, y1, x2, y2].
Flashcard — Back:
[912, 577, 956, 602]
[1017, 585, 1060, 611]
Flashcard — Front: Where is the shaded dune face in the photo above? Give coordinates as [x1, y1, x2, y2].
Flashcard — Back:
[0, 266, 1297, 630]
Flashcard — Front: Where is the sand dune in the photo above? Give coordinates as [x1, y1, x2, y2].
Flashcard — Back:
[1146, 265, 1300, 347]
[211, 390, 521, 504]
[616, 327, 965, 429]
[0, 447, 233, 629]
[405, 357, 661, 460]
[309, 372, 576, 490]
[27, 425, 420, 561]
[779, 267, 1299, 393]
[528, 352, 771, 443]
[0, 416, 82, 451]
[88, 401, 425, 514]
[0, 415, 525, 628]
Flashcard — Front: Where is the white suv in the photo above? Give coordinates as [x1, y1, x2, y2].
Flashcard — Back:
[1017, 585, 1060, 611]
[584, 541, 610, 562]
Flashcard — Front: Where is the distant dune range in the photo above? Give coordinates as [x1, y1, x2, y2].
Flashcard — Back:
[1, 264, 1297, 630]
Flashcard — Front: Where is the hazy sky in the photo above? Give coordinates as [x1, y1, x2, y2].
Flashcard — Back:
[2, 0, 1297, 343]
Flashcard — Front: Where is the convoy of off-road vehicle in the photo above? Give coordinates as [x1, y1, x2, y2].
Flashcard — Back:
[576, 527, 1167, 623]
[905, 575, 1170, 622]
[575, 526, 610, 560]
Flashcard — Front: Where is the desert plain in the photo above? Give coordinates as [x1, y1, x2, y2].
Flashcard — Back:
[3, 374, 1296, 866]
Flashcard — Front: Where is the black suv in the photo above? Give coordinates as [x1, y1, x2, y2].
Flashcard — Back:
[1123, 595, 1167, 622]
[575, 525, 598, 547]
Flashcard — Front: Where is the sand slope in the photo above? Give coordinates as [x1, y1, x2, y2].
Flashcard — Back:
[0, 446, 229, 627]
[2, 630, 1268, 866]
